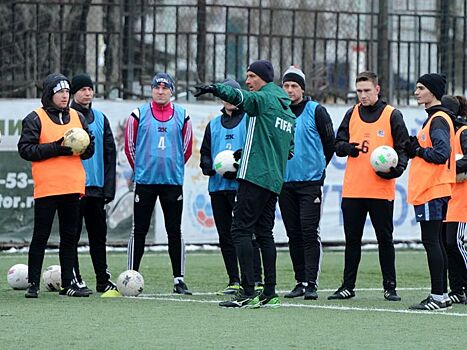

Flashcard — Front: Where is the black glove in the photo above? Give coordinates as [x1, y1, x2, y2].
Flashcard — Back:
[104, 197, 113, 204]
[233, 149, 242, 162]
[193, 84, 217, 97]
[52, 137, 73, 156]
[203, 169, 216, 176]
[223, 171, 237, 180]
[376, 166, 404, 180]
[406, 136, 421, 159]
[288, 150, 294, 160]
[342, 142, 362, 158]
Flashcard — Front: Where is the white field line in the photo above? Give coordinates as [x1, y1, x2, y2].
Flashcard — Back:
[141, 287, 431, 297]
[133, 296, 467, 317]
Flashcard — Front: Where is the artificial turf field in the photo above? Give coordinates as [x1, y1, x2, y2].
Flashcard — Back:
[1, 249, 466, 349]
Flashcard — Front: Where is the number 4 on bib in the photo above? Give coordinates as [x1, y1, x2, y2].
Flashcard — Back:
[158, 136, 166, 150]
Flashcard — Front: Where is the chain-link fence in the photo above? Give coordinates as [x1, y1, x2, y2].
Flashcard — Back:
[1, 0, 466, 104]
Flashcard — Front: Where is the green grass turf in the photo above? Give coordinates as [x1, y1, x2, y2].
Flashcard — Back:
[1, 250, 466, 349]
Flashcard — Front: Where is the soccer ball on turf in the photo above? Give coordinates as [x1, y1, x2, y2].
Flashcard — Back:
[42, 265, 62, 291]
[456, 154, 467, 182]
[7, 264, 29, 289]
[116, 270, 144, 297]
[63, 127, 90, 155]
[213, 150, 238, 176]
[370, 145, 398, 173]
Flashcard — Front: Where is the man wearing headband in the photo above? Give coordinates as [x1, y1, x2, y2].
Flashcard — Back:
[125, 72, 193, 295]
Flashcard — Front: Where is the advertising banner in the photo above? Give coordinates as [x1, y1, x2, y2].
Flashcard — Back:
[0, 99, 426, 244]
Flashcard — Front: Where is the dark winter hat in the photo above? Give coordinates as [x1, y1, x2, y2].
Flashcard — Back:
[282, 65, 306, 90]
[151, 72, 175, 93]
[417, 73, 446, 101]
[222, 78, 241, 89]
[70, 74, 93, 94]
[441, 95, 460, 116]
[247, 60, 274, 83]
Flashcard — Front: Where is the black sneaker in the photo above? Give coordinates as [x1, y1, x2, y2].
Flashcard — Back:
[327, 286, 355, 300]
[219, 293, 260, 308]
[448, 291, 467, 304]
[59, 283, 90, 297]
[173, 281, 192, 295]
[76, 281, 93, 295]
[304, 285, 318, 300]
[384, 289, 401, 301]
[25, 283, 39, 298]
[284, 283, 306, 298]
[96, 280, 117, 293]
[445, 298, 453, 308]
[408, 295, 449, 311]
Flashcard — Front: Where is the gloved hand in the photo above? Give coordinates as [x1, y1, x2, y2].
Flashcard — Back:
[104, 197, 113, 204]
[376, 166, 404, 179]
[193, 84, 217, 97]
[52, 137, 73, 156]
[288, 150, 294, 160]
[406, 136, 422, 159]
[203, 169, 216, 176]
[223, 171, 237, 180]
[342, 142, 362, 158]
[233, 149, 242, 162]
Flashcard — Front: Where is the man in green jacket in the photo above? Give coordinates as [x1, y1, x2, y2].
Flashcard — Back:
[195, 60, 296, 308]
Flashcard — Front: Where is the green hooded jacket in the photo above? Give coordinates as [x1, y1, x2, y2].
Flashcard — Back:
[213, 82, 296, 194]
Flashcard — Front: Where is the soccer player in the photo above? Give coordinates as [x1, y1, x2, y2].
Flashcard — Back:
[407, 73, 455, 311]
[440, 95, 467, 304]
[329, 71, 409, 301]
[200, 79, 263, 295]
[195, 60, 296, 308]
[125, 72, 193, 295]
[70, 73, 117, 294]
[18, 73, 94, 298]
[279, 66, 335, 300]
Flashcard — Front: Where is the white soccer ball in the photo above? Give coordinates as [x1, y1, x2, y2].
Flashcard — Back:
[42, 265, 62, 291]
[7, 264, 29, 289]
[455, 154, 467, 182]
[213, 150, 238, 176]
[63, 127, 90, 155]
[370, 145, 398, 173]
[116, 270, 144, 297]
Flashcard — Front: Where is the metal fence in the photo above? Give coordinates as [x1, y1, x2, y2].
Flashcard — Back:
[1, 1, 466, 105]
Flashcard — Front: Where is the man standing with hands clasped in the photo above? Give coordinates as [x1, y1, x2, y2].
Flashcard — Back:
[330, 71, 409, 302]
[279, 66, 335, 300]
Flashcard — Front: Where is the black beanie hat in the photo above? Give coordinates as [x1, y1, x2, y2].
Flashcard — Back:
[247, 60, 274, 83]
[70, 74, 93, 94]
[417, 73, 446, 101]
